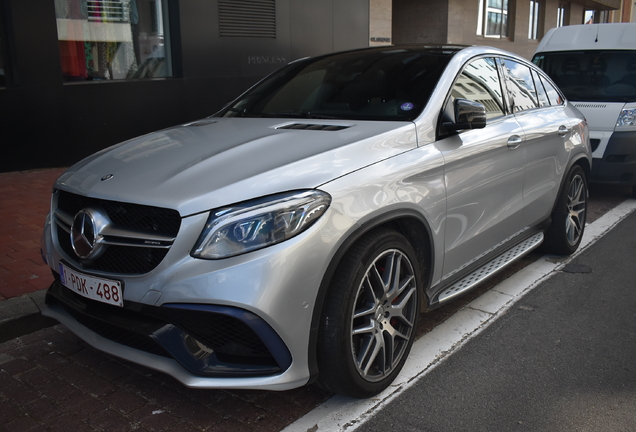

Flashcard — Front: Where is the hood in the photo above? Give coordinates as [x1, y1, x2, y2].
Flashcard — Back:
[56, 118, 417, 216]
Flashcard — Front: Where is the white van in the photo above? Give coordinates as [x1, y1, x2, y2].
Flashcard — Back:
[533, 23, 636, 197]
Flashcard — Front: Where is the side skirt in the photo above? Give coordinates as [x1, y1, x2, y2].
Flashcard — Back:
[436, 232, 544, 304]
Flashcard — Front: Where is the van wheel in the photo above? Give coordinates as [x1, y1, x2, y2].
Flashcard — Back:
[317, 229, 420, 398]
[543, 166, 587, 255]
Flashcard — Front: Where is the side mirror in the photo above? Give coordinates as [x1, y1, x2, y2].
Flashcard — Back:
[443, 98, 487, 132]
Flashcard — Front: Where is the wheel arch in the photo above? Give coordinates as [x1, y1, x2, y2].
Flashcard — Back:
[307, 209, 435, 383]
[549, 153, 591, 218]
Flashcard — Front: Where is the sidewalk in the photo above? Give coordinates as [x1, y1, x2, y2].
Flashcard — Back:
[0, 168, 65, 301]
[0, 169, 66, 340]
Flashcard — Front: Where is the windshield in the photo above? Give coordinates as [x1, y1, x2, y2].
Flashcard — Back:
[533, 50, 636, 102]
[217, 48, 454, 121]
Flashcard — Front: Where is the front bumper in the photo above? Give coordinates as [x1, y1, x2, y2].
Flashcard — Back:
[590, 131, 636, 186]
[45, 278, 292, 377]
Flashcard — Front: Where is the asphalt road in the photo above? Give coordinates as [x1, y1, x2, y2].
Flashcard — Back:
[357, 209, 636, 432]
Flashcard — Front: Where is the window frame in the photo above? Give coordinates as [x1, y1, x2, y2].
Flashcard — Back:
[556, 3, 566, 27]
[528, 0, 541, 40]
[477, 0, 510, 39]
[437, 55, 511, 139]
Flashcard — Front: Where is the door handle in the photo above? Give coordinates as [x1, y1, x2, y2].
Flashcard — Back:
[558, 125, 570, 137]
[507, 135, 523, 149]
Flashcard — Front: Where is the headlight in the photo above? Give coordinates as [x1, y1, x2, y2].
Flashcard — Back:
[192, 190, 331, 259]
[616, 108, 636, 128]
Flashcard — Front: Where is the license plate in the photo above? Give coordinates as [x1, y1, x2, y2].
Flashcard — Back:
[59, 263, 123, 307]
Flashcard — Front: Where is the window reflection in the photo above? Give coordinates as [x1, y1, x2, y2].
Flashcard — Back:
[451, 58, 505, 120]
[54, 0, 171, 81]
[502, 59, 539, 112]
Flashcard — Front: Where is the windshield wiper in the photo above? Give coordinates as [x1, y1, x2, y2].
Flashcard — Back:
[224, 107, 256, 117]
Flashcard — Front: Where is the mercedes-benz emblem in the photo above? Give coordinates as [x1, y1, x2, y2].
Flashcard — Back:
[70, 208, 111, 260]
[71, 210, 97, 259]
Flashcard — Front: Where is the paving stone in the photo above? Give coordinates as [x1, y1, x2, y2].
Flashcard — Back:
[43, 412, 94, 432]
[5, 384, 40, 406]
[205, 418, 252, 432]
[36, 352, 70, 371]
[64, 393, 109, 416]
[87, 408, 133, 432]
[168, 401, 224, 430]
[2, 415, 40, 432]
[38, 377, 82, 401]
[18, 367, 56, 387]
[24, 396, 63, 422]
[102, 389, 148, 415]
[73, 375, 118, 398]
[0, 402, 21, 425]
[133, 406, 180, 432]
[0, 357, 37, 375]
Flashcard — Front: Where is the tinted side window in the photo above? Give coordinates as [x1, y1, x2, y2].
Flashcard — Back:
[449, 57, 505, 120]
[540, 75, 564, 106]
[502, 59, 539, 113]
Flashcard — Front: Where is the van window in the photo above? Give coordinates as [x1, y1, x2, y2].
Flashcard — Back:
[533, 50, 636, 102]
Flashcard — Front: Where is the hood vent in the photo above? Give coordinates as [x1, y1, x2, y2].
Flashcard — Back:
[574, 103, 607, 109]
[185, 120, 218, 127]
[277, 123, 350, 131]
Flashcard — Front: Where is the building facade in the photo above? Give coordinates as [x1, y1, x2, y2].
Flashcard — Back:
[0, 0, 629, 172]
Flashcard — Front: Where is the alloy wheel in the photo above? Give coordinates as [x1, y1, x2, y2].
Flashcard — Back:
[350, 249, 418, 382]
[565, 173, 586, 246]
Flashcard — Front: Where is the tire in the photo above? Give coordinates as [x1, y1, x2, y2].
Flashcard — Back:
[316, 228, 420, 398]
[542, 165, 587, 255]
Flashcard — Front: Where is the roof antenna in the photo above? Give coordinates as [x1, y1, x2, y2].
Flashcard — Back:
[595, 24, 599, 43]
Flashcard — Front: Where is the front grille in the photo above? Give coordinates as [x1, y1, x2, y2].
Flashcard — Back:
[55, 190, 181, 274]
[57, 191, 181, 235]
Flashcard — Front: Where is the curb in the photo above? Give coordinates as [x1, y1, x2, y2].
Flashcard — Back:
[0, 290, 57, 343]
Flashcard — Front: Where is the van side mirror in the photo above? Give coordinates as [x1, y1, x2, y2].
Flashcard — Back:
[443, 98, 487, 132]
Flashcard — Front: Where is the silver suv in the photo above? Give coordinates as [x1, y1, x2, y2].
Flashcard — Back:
[41, 45, 591, 398]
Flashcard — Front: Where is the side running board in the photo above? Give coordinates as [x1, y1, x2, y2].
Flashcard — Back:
[437, 232, 544, 304]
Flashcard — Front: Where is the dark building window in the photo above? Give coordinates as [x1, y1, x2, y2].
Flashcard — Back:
[54, 0, 172, 81]
[0, 32, 5, 87]
[218, 0, 276, 38]
[0, 2, 6, 87]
